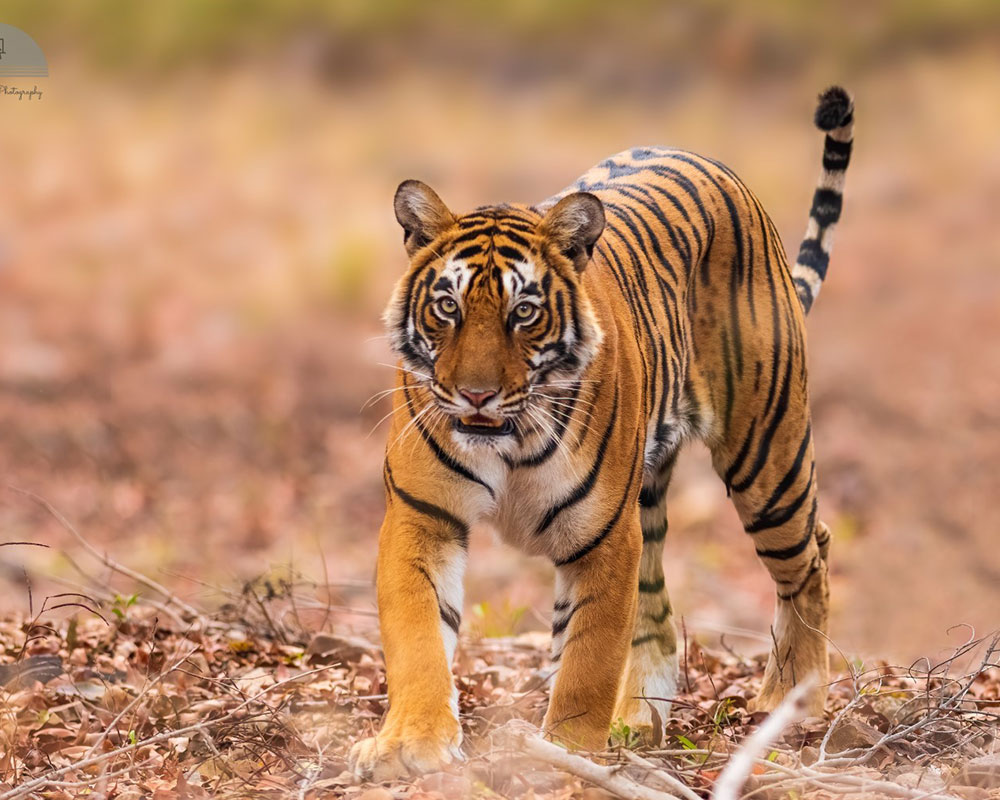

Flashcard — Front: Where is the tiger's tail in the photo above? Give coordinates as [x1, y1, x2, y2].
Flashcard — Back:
[792, 86, 854, 314]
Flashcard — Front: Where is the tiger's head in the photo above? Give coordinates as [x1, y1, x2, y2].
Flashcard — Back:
[384, 180, 606, 450]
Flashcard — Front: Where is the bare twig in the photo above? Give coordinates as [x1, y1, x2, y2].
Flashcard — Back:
[495, 720, 680, 800]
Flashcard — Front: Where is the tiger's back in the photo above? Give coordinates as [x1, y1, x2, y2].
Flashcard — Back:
[548, 135, 848, 729]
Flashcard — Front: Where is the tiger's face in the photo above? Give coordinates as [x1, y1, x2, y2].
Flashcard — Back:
[384, 180, 606, 450]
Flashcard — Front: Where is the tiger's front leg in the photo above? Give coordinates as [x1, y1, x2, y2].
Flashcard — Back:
[545, 509, 642, 750]
[350, 467, 467, 781]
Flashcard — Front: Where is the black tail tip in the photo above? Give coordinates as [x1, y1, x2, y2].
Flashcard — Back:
[814, 86, 853, 131]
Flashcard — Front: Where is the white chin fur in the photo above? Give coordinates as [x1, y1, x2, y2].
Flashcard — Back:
[451, 428, 518, 455]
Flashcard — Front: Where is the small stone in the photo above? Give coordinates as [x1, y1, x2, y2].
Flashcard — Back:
[955, 754, 1000, 788]
[951, 787, 989, 800]
[894, 770, 945, 791]
[0, 654, 63, 689]
[307, 633, 376, 663]
[357, 789, 393, 800]
[520, 767, 573, 793]
[825, 717, 882, 754]
[416, 773, 469, 795]
[581, 789, 615, 800]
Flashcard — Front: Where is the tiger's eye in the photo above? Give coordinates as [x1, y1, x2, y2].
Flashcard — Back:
[437, 297, 458, 315]
[515, 302, 537, 321]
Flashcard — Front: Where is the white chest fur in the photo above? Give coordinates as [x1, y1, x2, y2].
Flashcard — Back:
[460, 445, 610, 563]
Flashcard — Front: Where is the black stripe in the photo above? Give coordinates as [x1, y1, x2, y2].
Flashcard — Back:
[638, 485, 662, 507]
[731, 354, 793, 495]
[454, 244, 482, 260]
[458, 214, 491, 228]
[646, 163, 716, 256]
[645, 604, 672, 624]
[598, 235, 658, 416]
[605, 192, 677, 280]
[551, 615, 571, 636]
[810, 189, 843, 227]
[723, 417, 758, 488]
[496, 245, 525, 262]
[722, 327, 735, 433]
[453, 226, 494, 245]
[815, 525, 830, 548]
[553, 437, 640, 567]
[414, 564, 462, 634]
[642, 521, 667, 543]
[439, 602, 461, 634]
[414, 563, 436, 591]
[778, 559, 821, 600]
[535, 386, 619, 535]
[745, 464, 815, 533]
[638, 577, 665, 593]
[618, 183, 692, 266]
[552, 596, 594, 637]
[794, 278, 815, 313]
[504, 383, 581, 469]
[756, 528, 813, 560]
[822, 136, 853, 171]
[757, 426, 811, 517]
[385, 463, 470, 548]
[631, 633, 665, 647]
[500, 219, 536, 233]
[597, 236, 654, 412]
[501, 229, 532, 249]
[663, 152, 745, 283]
[404, 385, 495, 499]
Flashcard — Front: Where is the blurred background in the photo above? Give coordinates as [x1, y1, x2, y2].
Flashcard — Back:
[0, 1, 997, 664]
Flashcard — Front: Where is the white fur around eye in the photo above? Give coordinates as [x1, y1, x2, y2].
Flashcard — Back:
[500, 259, 541, 309]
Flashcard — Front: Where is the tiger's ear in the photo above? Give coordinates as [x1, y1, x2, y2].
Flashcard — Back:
[540, 192, 605, 271]
[394, 180, 456, 257]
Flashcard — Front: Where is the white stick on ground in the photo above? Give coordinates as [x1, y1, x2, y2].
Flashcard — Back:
[495, 720, 680, 800]
[622, 749, 703, 800]
[712, 679, 814, 800]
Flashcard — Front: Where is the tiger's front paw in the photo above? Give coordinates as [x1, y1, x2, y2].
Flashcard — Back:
[350, 711, 462, 782]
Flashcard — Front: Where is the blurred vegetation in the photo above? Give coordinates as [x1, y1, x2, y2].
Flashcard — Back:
[4, 0, 1000, 77]
[470, 600, 529, 639]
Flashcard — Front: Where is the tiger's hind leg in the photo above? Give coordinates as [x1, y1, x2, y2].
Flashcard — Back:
[712, 403, 831, 716]
[613, 454, 679, 740]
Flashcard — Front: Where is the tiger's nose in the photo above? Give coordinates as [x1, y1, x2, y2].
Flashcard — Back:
[458, 388, 498, 408]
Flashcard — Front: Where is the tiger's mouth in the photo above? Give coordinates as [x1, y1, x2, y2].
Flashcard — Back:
[454, 414, 515, 437]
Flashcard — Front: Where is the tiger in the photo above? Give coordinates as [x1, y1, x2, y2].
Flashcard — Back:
[351, 87, 855, 780]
